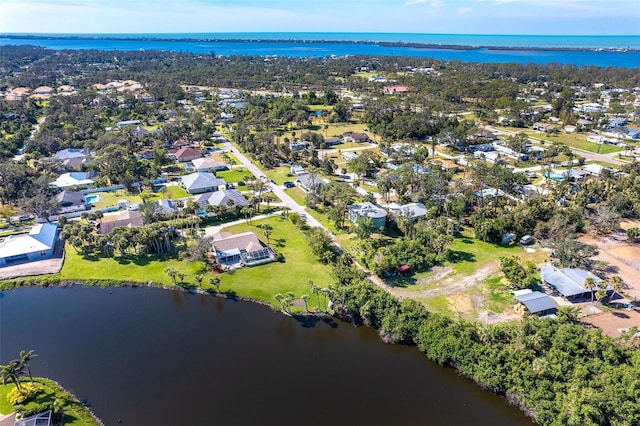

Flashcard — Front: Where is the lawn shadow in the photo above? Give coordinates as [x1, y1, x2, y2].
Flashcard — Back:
[612, 312, 630, 319]
[80, 253, 102, 262]
[448, 250, 476, 264]
[459, 237, 474, 244]
[388, 275, 418, 288]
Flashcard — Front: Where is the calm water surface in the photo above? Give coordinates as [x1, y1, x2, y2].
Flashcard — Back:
[0, 286, 533, 426]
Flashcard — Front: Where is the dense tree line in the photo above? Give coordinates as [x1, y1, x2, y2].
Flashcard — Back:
[329, 262, 640, 425]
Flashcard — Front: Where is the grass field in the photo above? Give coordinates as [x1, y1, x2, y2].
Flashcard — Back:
[284, 187, 307, 206]
[502, 127, 626, 154]
[91, 189, 144, 209]
[216, 167, 251, 184]
[0, 378, 98, 425]
[56, 217, 332, 309]
[263, 166, 293, 185]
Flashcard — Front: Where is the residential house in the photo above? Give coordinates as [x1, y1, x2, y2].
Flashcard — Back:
[193, 189, 249, 214]
[174, 147, 202, 163]
[608, 117, 627, 128]
[211, 231, 275, 267]
[51, 172, 95, 189]
[181, 172, 226, 194]
[0, 223, 58, 266]
[117, 120, 141, 128]
[14, 410, 53, 426]
[540, 264, 609, 302]
[513, 289, 557, 316]
[383, 85, 409, 95]
[55, 191, 89, 213]
[290, 165, 305, 175]
[323, 137, 341, 146]
[53, 148, 90, 162]
[533, 122, 557, 133]
[343, 132, 370, 143]
[289, 140, 311, 151]
[387, 202, 428, 220]
[342, 152, 358, 161]
[296, 173, 325, 193]
[33, 86, 54, 95]
[348, 202, 387, 228]
[152, 199, 178, 216]
[437, 159, 461, 172]
[99, 210, 145, 235]
[191, 157, 228, 172]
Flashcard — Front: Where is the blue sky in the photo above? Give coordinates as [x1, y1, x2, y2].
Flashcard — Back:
[0, 0, 638, 35]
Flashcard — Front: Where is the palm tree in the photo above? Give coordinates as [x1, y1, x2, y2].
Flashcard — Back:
[263, 229, 272, 246]
[209, 276, 221, 292]
[1, 360, 24, 392]
[18, 350, 37, 384]
[584, 277, 596, 302]
[310, 281, 321, 312]
[610, 275, 623, 300]
[164, 267, 179, 285]
[194, 274, 204, 288]
[301, 294, 310, 312]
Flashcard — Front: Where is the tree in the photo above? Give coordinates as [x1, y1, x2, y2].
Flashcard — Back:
[609, 275, 623, 300]
[584, 277, 596, 303]
[301, 294, 310, 312]
[310, 280, 321, 312]
[627, 227, 640, 244]
[188, 235, 213, 262]
[18, 350, 37, 385]
[0, 360, 24, 392]
[209, 276, 221, 292]
[164, 267, 179, 285]
[194, 273, 204, 288]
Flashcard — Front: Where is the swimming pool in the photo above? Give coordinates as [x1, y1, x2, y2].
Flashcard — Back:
[85, 194, 100, 203]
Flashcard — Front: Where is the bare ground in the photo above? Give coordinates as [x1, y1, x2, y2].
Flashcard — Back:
[582, 307, 640, 338]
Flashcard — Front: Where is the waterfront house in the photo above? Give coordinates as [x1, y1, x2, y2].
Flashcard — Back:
[348, 202, 387, 228]
[0, 223, 58, 267]
[211, 231, 275, 268]
[181, 172, 226, 194]
[99, 210, 144, 235]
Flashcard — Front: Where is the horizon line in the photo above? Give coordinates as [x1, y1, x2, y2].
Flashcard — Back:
[2, 32, 639, 37]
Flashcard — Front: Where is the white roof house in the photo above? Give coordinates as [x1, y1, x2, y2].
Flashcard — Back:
[52, 148, 89, 161]
[387, 202, 428, 219]
[191, 158, 228, 172]
[51, 172, 95, 188]
[0, 223, 58, 266]
[180, 172, 226, 194]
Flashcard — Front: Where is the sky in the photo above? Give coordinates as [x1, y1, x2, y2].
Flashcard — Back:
[0, 0, 638, 35]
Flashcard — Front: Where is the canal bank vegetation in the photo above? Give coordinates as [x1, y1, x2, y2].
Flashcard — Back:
[329, 260, 640, 425]
[0, 351, 100, 425]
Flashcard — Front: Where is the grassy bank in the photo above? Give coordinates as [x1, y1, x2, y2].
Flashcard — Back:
[0, 378, 100, 425]
[2, 217, 332, 310]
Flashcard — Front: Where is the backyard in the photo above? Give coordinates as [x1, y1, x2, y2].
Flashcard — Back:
[54, 216, 333, 309]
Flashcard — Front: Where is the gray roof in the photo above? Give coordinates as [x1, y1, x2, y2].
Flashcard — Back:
[540, 265, 604, 297]
[296, 173, 325, 191]
[153, 199, 177, 214]
[181, 172, 226, 193]
[349, 202, 387, 219]
[515, 291, 557, 314]
[53, 148, 89, 161]
[194, 189, 249, 209]
[55, 190, 85, 206]
[100, 210, 144, 234]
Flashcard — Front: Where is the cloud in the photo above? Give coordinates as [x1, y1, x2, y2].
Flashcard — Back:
[457, 7, 473, 15]
[405, 0, 441, 7]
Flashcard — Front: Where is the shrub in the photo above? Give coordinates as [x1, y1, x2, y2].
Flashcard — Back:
[7, 383, 41, 405]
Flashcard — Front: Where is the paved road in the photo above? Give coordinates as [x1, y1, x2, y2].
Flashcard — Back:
[223, 142, 390, 289]
[223, 142, 325, 230]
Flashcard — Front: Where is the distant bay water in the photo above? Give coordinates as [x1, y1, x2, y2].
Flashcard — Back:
[1, 32, 639, 67]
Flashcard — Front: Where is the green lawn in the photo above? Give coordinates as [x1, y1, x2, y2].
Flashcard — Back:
[264, 166, 294, 185]
[511, 128, 626, 154]
[0, 378, 98, 425]
[56, 217, 332, 309]
[284, 187, 307, 206]
[216, 168, 251, 184]
[91, 189, 143, 209]
[164, 185, 189, 199]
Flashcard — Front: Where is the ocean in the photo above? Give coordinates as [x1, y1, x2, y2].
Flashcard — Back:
[1, 33, 639, 67]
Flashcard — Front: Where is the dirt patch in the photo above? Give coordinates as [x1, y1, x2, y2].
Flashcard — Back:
[582, 307, 640, 338]
[478, 309, 521, 324]
[447, 293, 476, 316]
[580, 234, 640, 301]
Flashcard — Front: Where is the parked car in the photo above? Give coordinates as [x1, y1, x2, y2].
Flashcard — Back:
[520, 235, 535, 245]
[237, 181, 246, 186]
[283, 181, 295, 188]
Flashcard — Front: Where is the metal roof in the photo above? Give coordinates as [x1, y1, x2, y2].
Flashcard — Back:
[540, 265, 605, 297]
[514, 291, 557, 314]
